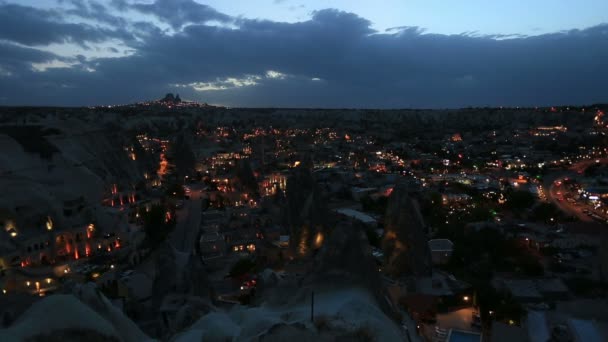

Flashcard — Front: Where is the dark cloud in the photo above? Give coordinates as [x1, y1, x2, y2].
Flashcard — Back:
[386, 26, 426, 34]
[0, 2, 606, 107]
[130, 0, 231, 29]
[0, 3, 132, 47]
[0, 41, 60, 73]
[109, 0, 129, 11]
[62, 0, 128, 27]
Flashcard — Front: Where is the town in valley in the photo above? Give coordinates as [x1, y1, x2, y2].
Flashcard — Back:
[1, 95, 607, 341]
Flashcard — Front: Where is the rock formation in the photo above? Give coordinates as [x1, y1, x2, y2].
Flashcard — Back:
[151, 243, 211, 306]
[382, 181, 432, 277]
[234, 159, 258, 196]
[284, 165, 328, 257]
[161, 93, 182, 103]
[313, 222, 377, 283]
[181, 252, 211, 297]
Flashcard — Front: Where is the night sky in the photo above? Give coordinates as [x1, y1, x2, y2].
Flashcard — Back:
[0, 0, 607, 108]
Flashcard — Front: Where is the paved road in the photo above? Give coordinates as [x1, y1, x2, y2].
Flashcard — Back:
[568, 158, 608, 173]
[547, 178, 592, 222]
[544, 158, 608, 222]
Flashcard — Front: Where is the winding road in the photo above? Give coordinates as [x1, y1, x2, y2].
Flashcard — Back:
[544, 158, 608, 222]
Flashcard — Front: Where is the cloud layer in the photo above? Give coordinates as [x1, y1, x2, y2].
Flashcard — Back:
[0, 0, 606, 108]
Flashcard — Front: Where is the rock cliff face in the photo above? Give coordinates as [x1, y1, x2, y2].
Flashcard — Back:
[0, 294, 153, 342]
[151, 243, 179, 307]
[382, 182, 432, 277]
[71, 283, 150, 342]
[150, 243, 213, 337]
[0, 122, 150, 246]
[284, 166, 328, 257]
[181, 252, 211, 298]
[0, 122, 148, 197]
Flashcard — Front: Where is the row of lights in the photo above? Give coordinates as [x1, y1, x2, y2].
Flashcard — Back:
[25, 278, 53, 287]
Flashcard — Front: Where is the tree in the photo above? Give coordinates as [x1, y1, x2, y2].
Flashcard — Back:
[366, 228, 381, 248]
[515, 254, 544, 276]
[360, 195, 388, 215]
[171, 133, 196, 178]
[584, 164, 602, 177]
[530, 202, 562, 222]
[165, 182, 185, 198]
[229, 258, 256, 278]
[142, 204, 175, 246]
[505, 191, 535, 211]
